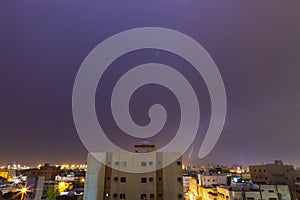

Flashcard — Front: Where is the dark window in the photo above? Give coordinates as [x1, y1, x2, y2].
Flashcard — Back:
[149, 177, 154, 182]
[158, 193, 162, 197]
[141, 194, 147, 199]
[114, 177, 118, 181]
[178, 194, 183, 199]
[268, 190, 275, 193]
[150, 194, 155, 198]
[120, 194, 126, 199]
[141, 177, 147, 183]
[114, 162, 119, 166]
[158, 177, 162, 181]
[107, 177, 110, 180]
[149, 161, 153, 166]
[141, 162, 147, 167]
[177, 161, 181, 166]
[265, 177, 268, 180]
[120, 177, 126, 182]
[177, 177, 182, 181]
[113, 193, 117, 198]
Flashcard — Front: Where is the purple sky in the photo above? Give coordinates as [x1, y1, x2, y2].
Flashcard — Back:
[1, 0, 300, 167]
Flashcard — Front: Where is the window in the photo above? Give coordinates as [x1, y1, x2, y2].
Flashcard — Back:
[149, 161, 153, 166]
[247, 198, 255, 200]
[150, 194, 155, 198]
[113, 193, 117, 198]
[158, 177, 162, 181]
[120, 177, 126, 182]
[121, 162, 127, 167]
[177, 177, 182, 181]
[149, 177, 154, 182]
[268, 190, 275, 193]
[158, 193, 162, 197]
[177, 161, 181, 166]
[114, 162, 119, 166]
[141, 194, 147, 199]
[141, 162, 147, 167]
[141, 177, 147, 183]
[120, 194, 126, 199]
[178, 194, 183, 199]
[114, 177, 118, 181]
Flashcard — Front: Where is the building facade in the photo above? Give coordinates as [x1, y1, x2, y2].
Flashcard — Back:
[84, 145, 183, 200]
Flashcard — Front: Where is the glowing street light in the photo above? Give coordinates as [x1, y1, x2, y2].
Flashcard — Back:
[18, 186, 29, 200]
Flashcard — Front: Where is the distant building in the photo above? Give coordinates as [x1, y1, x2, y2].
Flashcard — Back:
[28, 163, 60, 181]
[198, 174, 228, 187]
[217, 184, 291, 200]
[249, 160, 300, 199]
[84, 144, 183, 200]
[249, 160, 294, 185]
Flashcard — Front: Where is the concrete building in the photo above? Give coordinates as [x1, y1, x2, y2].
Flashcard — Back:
[198, 173, 228, 187]
[84, 145, 183, 200]
[217, 184, 291, 200]
[249, 160, 299, 199]
[249, 160, 294, 185]
[199, 186, 218, 200]
[28, 164, 60, 181]
[188, 177, 199, 198]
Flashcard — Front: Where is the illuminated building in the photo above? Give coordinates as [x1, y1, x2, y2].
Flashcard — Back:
[28, 163, 60, 181]
[84, 144, 183, 200]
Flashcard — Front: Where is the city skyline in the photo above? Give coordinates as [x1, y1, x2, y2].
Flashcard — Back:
[1, 0, 300, 167]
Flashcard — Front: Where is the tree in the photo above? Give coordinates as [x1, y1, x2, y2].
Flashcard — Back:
[44, 188, 59, 200]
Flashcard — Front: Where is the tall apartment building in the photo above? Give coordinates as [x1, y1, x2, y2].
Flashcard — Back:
[84, 144, 183, 200]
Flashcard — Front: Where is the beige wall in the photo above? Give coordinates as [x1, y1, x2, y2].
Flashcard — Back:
[84, 152, 183, 200]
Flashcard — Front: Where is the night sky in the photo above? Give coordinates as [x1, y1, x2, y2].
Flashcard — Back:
[1, 0, 300, 167]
